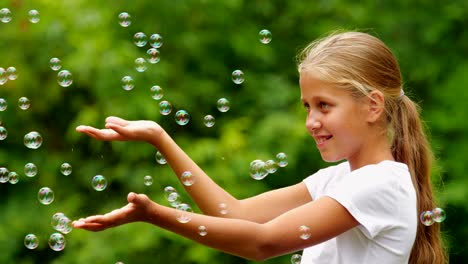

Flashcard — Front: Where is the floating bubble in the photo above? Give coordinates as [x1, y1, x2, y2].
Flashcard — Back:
[24, 131, 42, 149]
[231, 70, 244, 84]
[250, 159, 268, 180]
[291, 254, 302, 264]
[48, 232, 66, 251]
[299, 225, 311, 240]
[217, 98, 230, 112]
[164, 186, 180, 207]
[155, 150, 167, 164]
[159, 100, 172, 115]
[218, 203, 228, 215]
[51, 213, 73, 234]
[203, 115, 215, 127]
[420, 210, 434, 226]
[276, 152, 288, 167]
[0, 8, 12, 23]
[432, 207, 446, 223]
[28, 9, 40, 23]
[265, 159, 278, 174]
[176, 203, 193, 223]
[8, 171, 19, 184]
[149, 33, 163, 48]
[49, 58, 62, 71]
[143, 175, 153, 186]
[24, 163, 38, 177]
[164, 186, 177, 200]
[121, 75, 134, 91]
[60, 163, 72, 176]
[146, 48, 161, 64]
[0, 67, 6, 85]
[175, 110, 190, 126]
[135, 57, 147, 72]
[6, 66, 17, 80]
[0, 167, 9, 183]
[0, 98, 6, 111]
[18, 96, 30, 110]
[38, 187, 55, 205]
[57, 70, 73, 87]
[180, 171, 195, 186]
[150, 85, 163, 100]
[133, 32, 147, 47]
[198, 225, 207, 236]
[118, 12, 131, 27]
[92, 175, 107, 191]
[24, 234, 39, 249]
[259, 29, 272, 44]
[0, 126, 7, 140]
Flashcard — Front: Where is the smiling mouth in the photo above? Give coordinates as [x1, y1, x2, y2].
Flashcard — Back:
[316, 135, 333, 144]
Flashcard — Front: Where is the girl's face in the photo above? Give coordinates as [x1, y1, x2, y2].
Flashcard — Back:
[299, 72, 375, 166]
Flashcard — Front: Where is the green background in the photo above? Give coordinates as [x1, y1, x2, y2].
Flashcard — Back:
[1, 0, 467, 263]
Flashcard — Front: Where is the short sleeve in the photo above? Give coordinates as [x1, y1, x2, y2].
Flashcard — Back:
[303, 162, 350, 201]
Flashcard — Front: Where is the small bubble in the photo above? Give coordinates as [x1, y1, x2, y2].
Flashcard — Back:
[431, 208, 446, 223]
[155, 150, 167, 164]
[159, 100, 172, 115]
[48, 232, 66, 251]
[231, 69, 244, 84]
[164, 186, 177, 199]
[149, 33, 163, 48]
[57, 70, 73, 87]
[0, 167, 9, 183]
[24, 234, 39, 249]
[143, 175, 153, 186]
[249, 160, 268, 180]
[0, 8, 12, 23]
[259, 29, 272, 44]
[291, 254, 302, 264]
[0, 126, 7, 140]
[8, 171, 18, 184]
[49, 58, 62, 71]
[420, 210, 434, 226]
[150, 85, 163, 100]
[203, 115, 215, 127]
[121, 76, 134, 91]
[146, 48, 161, 64]
[135, 57, 147, 72]
[24, 163, 38, 177]
[6, 66, 17, 80]
[176, 203, 193, 223]
[38, 187, 55, 205]
[299, 225, 311, 240]
[180, 171, 195, 186]
[18, 97, 30, 110]
[175, 110, 190, 126]
[24, 131, 43, 149]
[198, 225, 207, 236]
[275, 152, 288, 167]
[92, 175, 107, 191]
[217, 98, 230, 112]
[264, 159, 278, 174]
[0, 67, 7, 85]
[218, 203, 229, 215]
[0, 98, 7, 111]
[118, 12, 131, 27]
[28, 9, 40, 23]
[60, 163, 72, 176]
[133, 32, 148, 47]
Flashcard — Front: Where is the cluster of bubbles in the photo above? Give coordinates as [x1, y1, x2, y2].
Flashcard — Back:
[0, 8, 40, 24]
[249, 152, 288, 180]
[51, 212, 73, 234]
[24, 212, 73, 251]
[0, 66, 18, 85]
[420, 207, 446, 226]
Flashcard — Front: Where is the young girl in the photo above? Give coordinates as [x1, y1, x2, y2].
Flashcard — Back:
[72, 31, 445, 263]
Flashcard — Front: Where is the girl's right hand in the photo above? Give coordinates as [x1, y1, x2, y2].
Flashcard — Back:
[76, 116, 165, 145]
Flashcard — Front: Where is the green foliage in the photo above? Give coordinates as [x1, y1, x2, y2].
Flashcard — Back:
[1, 0, 467, 263]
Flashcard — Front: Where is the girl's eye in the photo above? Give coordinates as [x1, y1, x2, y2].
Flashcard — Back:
[319, 102, 329, 110]
[303, 103, 310, 111]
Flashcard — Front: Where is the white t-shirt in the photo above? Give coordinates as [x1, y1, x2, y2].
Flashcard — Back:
[301, 160, 417, 264]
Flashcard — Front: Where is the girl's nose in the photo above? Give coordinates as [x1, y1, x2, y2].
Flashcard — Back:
[306, 116, 321, 133]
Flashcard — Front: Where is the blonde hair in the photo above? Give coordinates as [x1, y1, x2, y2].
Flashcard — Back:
[297, 31, 446, 263]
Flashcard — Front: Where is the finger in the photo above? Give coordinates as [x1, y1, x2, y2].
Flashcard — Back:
[105, 116, 130, 126]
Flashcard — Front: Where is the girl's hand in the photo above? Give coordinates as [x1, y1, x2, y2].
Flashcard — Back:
[72, 192, 155, 232]
[76, 116, 164, 144]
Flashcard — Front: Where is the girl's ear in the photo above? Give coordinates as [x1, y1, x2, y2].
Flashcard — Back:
[366, 90, 385, 123]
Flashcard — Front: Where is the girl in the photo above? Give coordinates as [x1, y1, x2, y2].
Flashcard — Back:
[73, 31, 445, 263]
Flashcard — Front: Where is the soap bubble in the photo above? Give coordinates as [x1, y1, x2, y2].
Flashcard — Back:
[0, 8, 12, 23]
[175, 110, 190, 126]
[92, 175, 107, 191]
[249, 159, 268, 180]
[180, 171, 195, 186]
[8, 171, 19, 184]
[0, 98, 6, 111]
[149, 33, 163, 48]
[135, 57, 147, 72]
[51, 213, 73, 234]
[38, 187, 55, 205]
[203, 115, 215, 127]
[121, 76, 134, 91]
[0, 67, 6, 85]
[275, 152, 288, 167]
[118, 12, 131, 27]
[24, 234, 39, 249]
[143, 175, 153, 186]
[133, 32, 147, 47]
[217, 98, 230, 112]
[164, 186, 180, 207]
[146, 48, 161, 64]
[299, 225, 311, 240]
[198, 226, 207, 236]
[150, 85, 163, 100]
[259, 29, 272, 44]
[0, 167, 9, 183]
[291, 254, 302, 264]
[420, 210, 434, 226]
[231, 69, 244, 84]
[49, 58, 62, 71]
[48, 232, 66, 251]
[155, 150, 167, 164]
[24, 163, 38, 177]
[432, 208, 446, 223]
[159, 100, 172, 115]
[0, 126, 7, 140]
[6, 66, 17, 80]
[265, 159, 278, 174]
[60, 163, 72, 176]
[176, 203, 193, 223]
[28, 9, 40, 23]
[164, 186, 177, 199]
[57, 70, 73, 87]
[18, 97, 30, 110]
[24, 131, 43, 149]
[218, 203, 228, 215]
